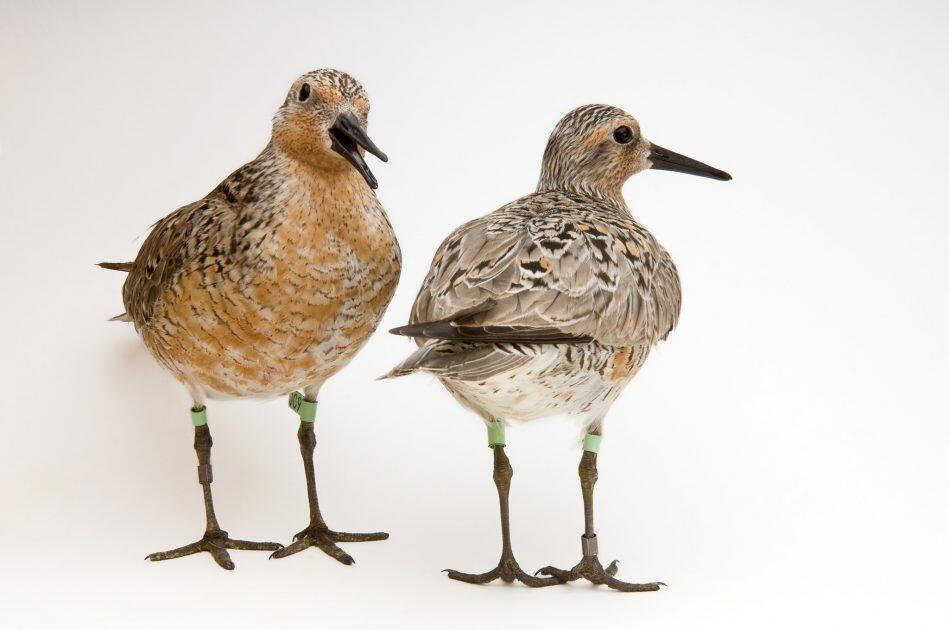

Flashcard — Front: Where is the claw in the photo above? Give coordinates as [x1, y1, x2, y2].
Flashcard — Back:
[271, 525, 386, 563]
[537, 554, 663, 592]
[444, 567, 502, 585]
[445, 556, 560, 588]
[146, 532, 276, 570]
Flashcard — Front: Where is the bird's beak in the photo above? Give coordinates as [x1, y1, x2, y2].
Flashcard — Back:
[329, 112, 388, 189]
[648, 142, 732, 181]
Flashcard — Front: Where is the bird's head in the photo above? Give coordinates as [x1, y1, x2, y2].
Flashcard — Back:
[272, 69, 387, 189]
[537, 104, 730, 203]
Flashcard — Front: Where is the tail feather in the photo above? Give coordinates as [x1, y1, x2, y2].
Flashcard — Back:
[97, 261, 134, 272]
[379, 346, 430, 380]
[380, 341, 531, 382]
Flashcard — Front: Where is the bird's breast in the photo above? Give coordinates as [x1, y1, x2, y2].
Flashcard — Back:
[143, 178, 400, 398]
[256, 184, 401, 356]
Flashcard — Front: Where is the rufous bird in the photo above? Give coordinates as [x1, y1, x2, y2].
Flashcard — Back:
[101, 69, 400, 569]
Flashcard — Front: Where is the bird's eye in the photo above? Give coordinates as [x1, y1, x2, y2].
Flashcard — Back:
[613, 125, 634, 144]
[299, 83, 311, 102]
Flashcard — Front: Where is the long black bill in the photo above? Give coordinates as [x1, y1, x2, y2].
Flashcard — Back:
[648, 143, 731, 181]
[329, 112, 388, 189]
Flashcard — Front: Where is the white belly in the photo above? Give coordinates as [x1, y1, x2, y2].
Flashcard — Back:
[439, 342, 649, 426]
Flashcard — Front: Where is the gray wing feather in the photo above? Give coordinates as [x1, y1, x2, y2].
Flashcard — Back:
[407, 191, 681, 347]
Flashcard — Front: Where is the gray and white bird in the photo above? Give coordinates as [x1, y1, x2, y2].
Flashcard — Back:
[385, 104, 730, 591]
[101, 69, 400, 569]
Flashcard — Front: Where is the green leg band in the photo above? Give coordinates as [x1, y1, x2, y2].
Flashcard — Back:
[582, 433, 602, 453]
[487, 420, 505, 447]
[288, 391, 317, 422]
[190, 406, 207, 427]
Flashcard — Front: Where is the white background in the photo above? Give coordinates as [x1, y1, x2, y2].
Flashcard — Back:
[2, 0, 947, 628]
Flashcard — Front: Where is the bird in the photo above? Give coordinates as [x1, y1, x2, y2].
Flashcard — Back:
[100, 69, 400, 570]
[384, 104, 730, 591]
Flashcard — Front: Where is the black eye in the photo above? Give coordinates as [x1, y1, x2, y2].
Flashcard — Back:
[299, 83, 311, 102]
[613, 125, 633, 144]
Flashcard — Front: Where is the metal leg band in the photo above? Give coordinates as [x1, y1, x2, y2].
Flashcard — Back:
[197, 464, 213, 485]
[581, 534, 599, 557]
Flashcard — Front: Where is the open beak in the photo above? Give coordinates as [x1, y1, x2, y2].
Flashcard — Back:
[329, 112, 388, 189]
[648, 143, 731, 181]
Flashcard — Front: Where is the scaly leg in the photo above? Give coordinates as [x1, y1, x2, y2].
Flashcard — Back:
[146, 408, 282, 570]
[271, 394, 388, 563]
[536, 434, 665, 592]
[446, 422, 560, 587]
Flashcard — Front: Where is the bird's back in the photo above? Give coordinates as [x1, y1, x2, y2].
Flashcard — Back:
[409, 190, 681, 349]
[122, 147, 284, 329]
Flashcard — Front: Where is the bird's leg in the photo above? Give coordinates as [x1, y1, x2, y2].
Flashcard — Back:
[146, 408, 282, 570]
[535, 433, 665, 592]
[271, 393, 388, 564]
[445, 422, 560, 587]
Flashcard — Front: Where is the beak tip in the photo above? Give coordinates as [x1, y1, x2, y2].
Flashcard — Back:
[648, 143, 732, 182]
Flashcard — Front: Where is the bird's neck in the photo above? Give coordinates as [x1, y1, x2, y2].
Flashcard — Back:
[536, 174, 629, 211]
[272, 145, 377, 217]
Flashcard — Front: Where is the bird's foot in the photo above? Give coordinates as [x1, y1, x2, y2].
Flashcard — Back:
[445, 551, 562, 587]
[269, 523, 388, 564]
[146, 529, 282, 570]
[535, 553, 665, 592]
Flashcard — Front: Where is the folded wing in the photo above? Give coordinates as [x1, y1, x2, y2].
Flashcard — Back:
[396, 192, 680, 347]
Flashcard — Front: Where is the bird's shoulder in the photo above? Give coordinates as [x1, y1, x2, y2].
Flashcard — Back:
[442, 190, 651, 248]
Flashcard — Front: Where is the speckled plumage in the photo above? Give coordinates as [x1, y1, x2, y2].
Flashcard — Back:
[113, 69, 400, 403]
[387, 105, 679, 432]
[100, 69, 399, 569]
[387, 103, 729, 591]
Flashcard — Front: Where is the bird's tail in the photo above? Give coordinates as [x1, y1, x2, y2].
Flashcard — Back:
[379, 340, 531, 382]
[98, 261, 133, 322]
[378, 348, 428, 380]
[97, 261, 134, 272]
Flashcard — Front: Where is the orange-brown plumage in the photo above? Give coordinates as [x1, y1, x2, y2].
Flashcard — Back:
[100, 69, 398, 569]
[106, 69, 400, 402]
[139, 161, 399, 399]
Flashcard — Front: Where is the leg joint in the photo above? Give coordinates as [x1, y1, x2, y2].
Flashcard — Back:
[579, 451, 598, 487]
[297, 421, 316, 451]
[492, 447, 513, 488]
[193, 424, 212, 451]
